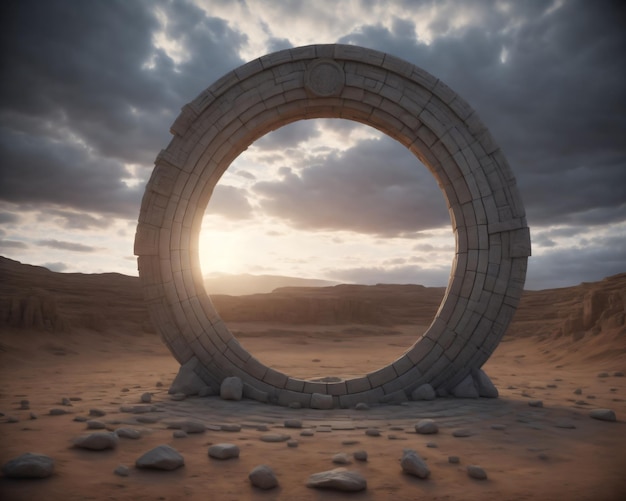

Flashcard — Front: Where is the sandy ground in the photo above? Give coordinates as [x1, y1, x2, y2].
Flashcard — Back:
[1, 325, 625, 501]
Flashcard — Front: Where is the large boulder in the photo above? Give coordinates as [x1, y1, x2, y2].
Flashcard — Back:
[2, 453, 54, 478]
[135, 445, 184, 470]
[220, 377, 243, 401]
[306, 468, 367, 492]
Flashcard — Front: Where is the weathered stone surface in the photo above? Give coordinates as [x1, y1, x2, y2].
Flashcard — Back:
[353, 450, 368, 461]
[260, 434, 291, 443]
[2, 452, 54, 478]
[415, 419, 438, 435]
[220, 377, 243, 401]
[284, 419, 302, 428]
[140, 392, 152, 403]
[115, 427, 141, 439]
[208, 443, 240, 459]
[401, 450, 430, 479]
[74, 432, 119, 450]
[589, 408, 617, 422]
[306, 468, 367, 491]
[86, 420, 106, 430]
[135, 44, 530, 407]
[169, 357, 208, 396]
[411, 383, 436, 401]
[249, 465, 278, 490]
[165, 419, 206, 434]
[332, 453, 351, 465]
[310, 393, 333, 410]
[114, 464, 130, 477]
[136, 445, 184, 470]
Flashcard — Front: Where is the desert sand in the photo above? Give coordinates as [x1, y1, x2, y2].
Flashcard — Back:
[1, 257, 625, 500]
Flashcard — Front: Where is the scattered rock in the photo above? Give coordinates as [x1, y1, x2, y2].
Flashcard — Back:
[156, 381, 164, 387]
[473, 369, 499, 398]
[2, 452, 54, 478]
[208, 443, 240, 459]
[165, 419, 206, 434]
[426, 442, 438, 448]
[121, 388, 129, 392]
[73, 416, 87, 423]
[310, 393, 333, 410]
[170, 393, 186, 401]
[597, 372, 609, 378]
[249, 465, 278, 490]
[114, 465, 130, 477]
[86, 420, 106, 430]
[169, 357, 213, 396]
[256, 425, 269, 432]
[115, 428, 141, 439]
[136, 416, 158, 424]
[528, 400, 543, 408]
[467, 465, 488, 480]
[491, 424, 506, 430]
[29, 412, 37, 420]
[452, 429, 472, 438]
[452, 374, 479, 398]
[260, 433, 291, 443]
[136, 445, 185, 470]
[19, 400, 29, 410]
[221, 424, 241, 432]
[287, 440, 298, 448]
[49, 408, 67, 416]
[119, 405, 155, 414]
[306, 468, 367, 492]
[415, 419, 438, 435]
[140, 392, 152, 403]
[538, 452, 549, 460]
[332, 453, 351, 465]
[89, 409, 106, 417]
[614, 371, 625, 377]
[61, 398, 71, 406]
[448, 456, 460, 464]
[220, 377, 243, 401]
[300, 430, 315, 437]
[355, 402, 370, 410]
[353, 450, 368, 462]
[589, 409, 617, 422]
[365, 428, 380, 437]
[400, 450, 430, 479]
[173, 430, 187, 438]
[73, 432, 119, 450]
[284, 419, 302, 429]
[7, 416, 18, 423]
[573, 388, 582, 395]
[411, 383, 436, 401]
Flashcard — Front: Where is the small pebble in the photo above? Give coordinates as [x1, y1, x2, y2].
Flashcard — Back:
[528, 400, 543, 408]
[221, 424, 241, 432]
[467, 465, 487, 480]
[208, 443, 240, 460]
[597, 372, 609, 378]
[19, 400, 30, 410]
[49, 408, 67, 416]
[589, 408, 617, 422]
[156, 381, 164, 387]
[573, 388, 582, 395]
[452, 429, 472, 438]
[173, 430, 188, 438]
[614, 371, 624, 377]
[284, 419, 302, 429]
[249, 464, 278, 490]
[426, 442, 438, 448]
[415, 419, 438, 434]
[256, 425, 269, 432]
[114, 465, 130, 477]
[140, 393, 152, 403]
[300, 430, 314, 437]
[61, 398, 72, 406]
[29, 412, 37, 420]
[86, 420, 106, 430]
[7, 416, 18, 423]
[332, 453, 351, 465]
[491, 424, 506, 430]
[355, 403, 369, 411]
[287, 440, 298, 448]
[448, 456, 460, 464]
[365, 428, 380, 437]
[89, 409, 106, 417]
[73, 416, 88, 422]
[353, 450, 368, 462]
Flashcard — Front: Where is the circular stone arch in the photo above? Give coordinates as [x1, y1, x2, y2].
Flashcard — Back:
[134, 44, 531, 408]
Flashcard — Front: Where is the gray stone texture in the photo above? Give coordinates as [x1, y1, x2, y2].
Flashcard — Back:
[135, 44, 531, 406]
[135, 445, 185, 470]
[2, 453, 54, 479]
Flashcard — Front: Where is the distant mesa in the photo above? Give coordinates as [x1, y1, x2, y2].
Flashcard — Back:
[203, 272, 339, 295]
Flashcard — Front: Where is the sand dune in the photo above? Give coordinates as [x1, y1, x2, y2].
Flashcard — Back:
[1, 256, 625, 500]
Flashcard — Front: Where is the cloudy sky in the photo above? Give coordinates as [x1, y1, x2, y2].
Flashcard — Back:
[0, 0, 624, 291]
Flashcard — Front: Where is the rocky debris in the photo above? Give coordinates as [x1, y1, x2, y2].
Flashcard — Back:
[448, 456, 460, 464]
[169, 357, 214, 396]
[221, 424, 242, 432]
[19, 400, 30, 410]
[300, 430, 315, 437]
[473, 369, 499, 398]
[589, 408, 617, 422]
[140, 392, 152, 403]
[119, 405, 155, 414]
[2, 452, 55, 478]
[452, 374, 479, 398]
[73, 416, 87, 423]
[306, 468, 367, 492]
[284, 419, 302, 429]
[452, 429, 472, 438]
[7, 416, 18, 423]
[332, 453, 351, 465]
[400, 450, 430, 479]
[573, 388, 582, 395]
[173, 430, 187, 438]
[426, 442, 438, 448]
[353, 450, 368, 462]
[136, 416, 158, 424]
[136, 445, 184, 470]
[114, 465, 130, 477]
[220, 377, 243, 401]
[310, 393, 333, 410]
[256, 424, 269, 432]
[287, 440, 298, 448]
[86, 420, 106, 430]
[260, 433, 291, 443]
[49, 408, 68, 416]
[365, 428, 381, 437]
[597, 372, 609, 378]
[29, 412, 37, 420]
[73, 432, 119, 450]
[415, 419, 438, 435]
[355, 402, 370, 410]
[61, 397, 71, 406]
[170, 393, 186, 401]
[614, 371, 625, 377]
[411, 383, 436, 401]
[165, 419, 206, 434]
[467, 465, 488, 480]
[208, 443, 240, 459]
[528, 400, 544, 408]
[115, 428, 141, 439]
[89, 409, 106, 417]
[249, 465, 278, 490]
[491, 424, 506, 430]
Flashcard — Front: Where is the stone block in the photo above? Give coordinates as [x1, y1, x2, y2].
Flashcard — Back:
[367, 365, 397, 388]
[310, 393, 334, 410]
[346, 377, 371, 394]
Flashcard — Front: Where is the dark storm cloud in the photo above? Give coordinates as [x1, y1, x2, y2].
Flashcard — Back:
[253, 135, 450, 236]
[0, 0, 245, 218]
[37, 239, 98, 253]
[338, 0, 626, 230]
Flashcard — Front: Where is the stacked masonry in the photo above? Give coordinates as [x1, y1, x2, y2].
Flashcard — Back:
[134, 44, 531, 408]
